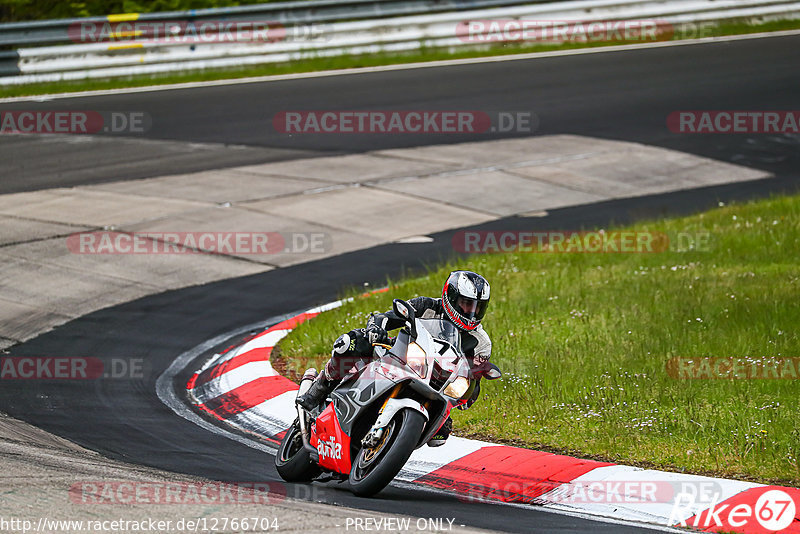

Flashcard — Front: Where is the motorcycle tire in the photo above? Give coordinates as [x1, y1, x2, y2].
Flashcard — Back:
[275, 418, 320, 482]
[349, 409, 426, 497]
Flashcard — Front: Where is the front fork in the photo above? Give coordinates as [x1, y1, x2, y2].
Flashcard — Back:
[361, 384, 429, 447]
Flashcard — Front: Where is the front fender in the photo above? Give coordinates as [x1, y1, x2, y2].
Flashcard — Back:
[373, 398, 428, 430]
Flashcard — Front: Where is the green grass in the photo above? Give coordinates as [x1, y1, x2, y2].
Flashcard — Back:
[277, 193, 800, 486]
[2, 18, 800, 98]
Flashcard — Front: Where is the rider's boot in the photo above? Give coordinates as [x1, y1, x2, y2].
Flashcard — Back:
[295, 369, 336, 411]
[427, 416, 453, 447]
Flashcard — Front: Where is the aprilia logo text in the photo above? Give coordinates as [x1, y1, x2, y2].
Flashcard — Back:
[317, 436, 343, 460]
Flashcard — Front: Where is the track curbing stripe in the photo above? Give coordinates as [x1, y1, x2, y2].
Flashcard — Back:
[183, 298, 799, 533]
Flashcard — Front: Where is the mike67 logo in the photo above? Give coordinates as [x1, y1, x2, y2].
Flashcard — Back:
[753, 490, 796, 532]
[673, 488, 797, 531]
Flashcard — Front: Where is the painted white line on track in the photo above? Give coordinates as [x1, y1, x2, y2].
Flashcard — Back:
[155, 318, 279, 454]
[158, 310, 689, 533]
[194, 328, 291, 373]
[242, 329, 290, 353]
[155, 307, 309, 453]
[191, 359, 279, 400]
[389, 480, 689, 533]
[3, 29, 800, 103]
[543, 464, 763, 524]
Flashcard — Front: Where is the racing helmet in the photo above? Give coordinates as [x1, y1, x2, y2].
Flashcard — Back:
[442, 270, 490, 331]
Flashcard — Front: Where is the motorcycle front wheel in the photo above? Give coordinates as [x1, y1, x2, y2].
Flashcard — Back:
[275, 418, 320, 482]
[349, 409, 426, 497]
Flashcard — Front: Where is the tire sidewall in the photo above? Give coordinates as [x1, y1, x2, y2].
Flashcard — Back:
[349, 409, 426, 497]
[275, 419, 320, 482]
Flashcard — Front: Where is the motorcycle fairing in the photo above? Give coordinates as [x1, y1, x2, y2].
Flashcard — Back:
[330, 366, 404, 435]
[310, 403, 352, 473]
[324, 317, 473, 454]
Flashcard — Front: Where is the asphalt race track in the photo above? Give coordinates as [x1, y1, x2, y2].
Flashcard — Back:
[1, 32, 799, 533]
[3, 182, 799, 533]
[1, 33, 799, 193]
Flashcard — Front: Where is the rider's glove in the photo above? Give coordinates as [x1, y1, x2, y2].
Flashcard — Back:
[473, 352, 490, 368]
[457, 381, 481, 410]
[365, 323, 390, 345]
[342, 328, 375, 356]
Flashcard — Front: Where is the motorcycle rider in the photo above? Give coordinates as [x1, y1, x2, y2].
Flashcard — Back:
[296, 270, 493, 446]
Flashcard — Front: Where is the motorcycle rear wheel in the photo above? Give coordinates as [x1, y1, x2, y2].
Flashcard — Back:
[275, 418, 320, 482]
[349, 409, 425, 497]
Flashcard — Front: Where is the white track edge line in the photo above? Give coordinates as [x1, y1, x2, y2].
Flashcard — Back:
[155, 306, 313, 452]
[389, 480, 688, 533]
[156, 312, 686, 533]
[156, 318, 279, 454]
[158, 308, 690, 533]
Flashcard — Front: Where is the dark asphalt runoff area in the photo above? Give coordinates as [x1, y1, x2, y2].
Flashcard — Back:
[2, 180, 799, 533]
[0, 33, 799, 193]
[1, 32, 799, 533]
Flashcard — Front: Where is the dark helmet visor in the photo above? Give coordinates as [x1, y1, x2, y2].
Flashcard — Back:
[455, 296, 488, 321]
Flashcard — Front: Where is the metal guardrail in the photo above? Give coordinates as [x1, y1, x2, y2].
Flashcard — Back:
[0, 0, 554, 47]
[1, 0, 799, 85]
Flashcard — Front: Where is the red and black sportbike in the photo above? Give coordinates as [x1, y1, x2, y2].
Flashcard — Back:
[275, 299, 501, 496]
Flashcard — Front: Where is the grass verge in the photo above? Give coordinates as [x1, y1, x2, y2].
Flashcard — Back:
[2, 18, 800, 98]
[276, 193, 800, 486]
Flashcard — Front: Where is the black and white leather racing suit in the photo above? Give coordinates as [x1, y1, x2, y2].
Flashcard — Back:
[323, 296, 492, 409]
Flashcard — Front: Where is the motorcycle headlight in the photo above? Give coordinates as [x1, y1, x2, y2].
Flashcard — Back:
[406, 342, 428, 378]
[443, 376, 470, 399]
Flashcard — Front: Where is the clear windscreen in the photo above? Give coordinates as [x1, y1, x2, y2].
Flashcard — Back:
[416, 318, 472, 379]
[417, 318, 462, 355]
